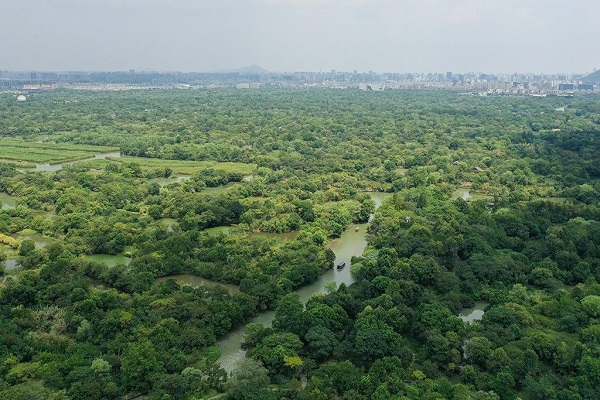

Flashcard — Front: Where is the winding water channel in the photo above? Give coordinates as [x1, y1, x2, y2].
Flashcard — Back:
[216, 192, 392, 373]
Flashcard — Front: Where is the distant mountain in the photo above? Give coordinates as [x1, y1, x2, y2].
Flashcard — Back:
[582, 70, 600, 83]
[233, 65, 270, 74]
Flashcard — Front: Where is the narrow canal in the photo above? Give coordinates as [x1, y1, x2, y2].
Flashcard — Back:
[216, 192, 392, 372]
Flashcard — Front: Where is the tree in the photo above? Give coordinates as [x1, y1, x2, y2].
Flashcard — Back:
[489, 369, 516, 400]
[0, 380, 69, 400]
[272, 293, 305, 336]
[19, 239, 36, 256]
[120, 340, 164, 392]
[465, 336, 493, 368]
[248, 332, 303, 378]
[581, 295, 600, 317]
[226, 359, 274, 400]
[304, 325, 338, 361]
[352, 306, 404, 365]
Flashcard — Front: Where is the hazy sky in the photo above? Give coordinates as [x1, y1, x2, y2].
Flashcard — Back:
[1, 0, 598, 73]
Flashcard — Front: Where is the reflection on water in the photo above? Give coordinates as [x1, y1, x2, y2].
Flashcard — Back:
[216, 192, 392, 373]
[459, 302, 488, 323]
[86, 254, 132, 267]
[201, 182, 238, 194]
[150, 175, 191, 187]
[216, 309, 276, 374]
[368, 191, 391, 209]
[452, 188, 471, 200]
[13, 232, 52, 248]
[3, 259, 18, 270]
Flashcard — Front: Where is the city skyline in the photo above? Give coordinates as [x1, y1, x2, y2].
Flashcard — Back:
[1, 67, 598, 75]
[1, 0, 599, 74]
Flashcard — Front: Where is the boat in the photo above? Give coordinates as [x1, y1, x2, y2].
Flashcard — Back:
[336, 262, 345, 270]
[355, 226, 359, 231]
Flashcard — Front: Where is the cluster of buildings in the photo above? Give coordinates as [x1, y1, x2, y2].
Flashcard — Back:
[1, 69, 598, 94]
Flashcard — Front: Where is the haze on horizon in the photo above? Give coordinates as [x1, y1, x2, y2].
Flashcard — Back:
[1, 0, 598, 74]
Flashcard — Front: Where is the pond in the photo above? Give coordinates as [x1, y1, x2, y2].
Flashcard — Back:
[451, 188, 472, 200]
[158, 218, 178, 232]
[216, 191, 393, 373]
[150, 175, 191, 187]
[156, 275, 240, 294]
[3, 259, 18, 270]
[459, 301, 488, 323]
[86, 254, 132, 267]
[201, 183, 239, 195]
[0, 193, 18, 210]
[12, 231, 53, 248]
[203, 226, 232, 236]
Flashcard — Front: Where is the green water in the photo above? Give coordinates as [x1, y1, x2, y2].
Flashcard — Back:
[13, 232, 52, 248]
[452, 188, 472, 200]
[158, 218, 178, 232]
[459, 302, 488, 323]
[216, 192, 392, 373]
[86, 254, 132, 267]
[201, 183, 238, 194]
[150, 175, 191, 187]
[17, 151, 121, 172]
[204, 226, 232, 236]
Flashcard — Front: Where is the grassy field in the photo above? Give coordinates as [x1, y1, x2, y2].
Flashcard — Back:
[0, 139, 255, 175]
[0, 139, 118, 165]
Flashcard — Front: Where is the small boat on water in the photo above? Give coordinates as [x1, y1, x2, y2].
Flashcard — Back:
[355, 226, 359, 231]
[336, 262, 346, 270]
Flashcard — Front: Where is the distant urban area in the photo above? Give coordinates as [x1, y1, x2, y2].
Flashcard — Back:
[2, 68, 599, 96]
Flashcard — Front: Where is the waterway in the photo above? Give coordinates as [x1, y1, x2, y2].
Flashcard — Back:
[17, 151, 121, 172]
[216, 191, 392, 373]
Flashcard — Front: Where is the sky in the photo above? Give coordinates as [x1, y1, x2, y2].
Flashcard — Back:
[1, 0, 598, 74]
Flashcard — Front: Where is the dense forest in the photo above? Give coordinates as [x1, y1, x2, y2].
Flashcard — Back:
[0, 89, 599, 400]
